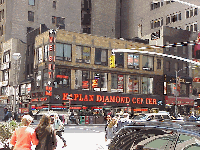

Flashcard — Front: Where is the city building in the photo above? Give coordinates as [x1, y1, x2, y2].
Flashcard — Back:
[142, 26, 194, 115]
[30, 29, 164, 115]
[121, 0, 200, 39]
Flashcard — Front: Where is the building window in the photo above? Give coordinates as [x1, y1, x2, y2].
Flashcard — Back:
[52, 16, 56, 24]
[157, 59, 161, 69]
[166, 1, 170, 4]
[53, 1, 56, 9]
[75, 70, 90, 90]
[27, 45, 31, 56]
[76, 46, 91, 63]
[127, 54, 139, 69]
[174, 46, 177, 53]
[183, 63, 187, 74]
[94, 48, 108, 66]
[142, 55, 154, 71]
[3, 51, 10, 63]
[56, 43, 72, 61]
[92, 72, 108, 92]
[44, 45, 49, 62]
[179, 12, 181, 20]
[115, 53, 124, 68]
[186, 10, 189, 18]
[111, 74, 124, 93]
[28, 11, 34, 22]
[186, 25, 189, 31]
[54, 68, 71, 89]
[183, 46, 186, 54]
[194, 8, 198, 16]
[190, 24, 193, 31]
[2, 9, 4, 19]
[166, 16, 170, 25]
[190, 9, 193, 17]
[31, 63, 33, 74]
[174, 62, 179, 71]
[194, 23, 198, 32]
[166, 61, 170, 72]
[27, 64, 29, 75]
[127, 75, 139, 94]
[142, 77, 153, 94]
[28, 0, 35, 5]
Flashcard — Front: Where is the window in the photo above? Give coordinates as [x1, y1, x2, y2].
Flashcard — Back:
[128, 54, 139, 69]
[194, 23, 198, 32]
[52, 16, 56, 24]
[186, 10, 189, 18]
[54, 68, 71, 89]
[3, 51, 10, 63]
[174, 46, 177, 52]
[28, 0, 35, 5]
[27, 64, 29, 75]
[190, 9, 193, 17]
[179, 12, 181, 20]
[31, 63, 33, 74]
[28, 11, 34, 22]
[76, 46, 91, 63]
[142, 77, 153, 94]
[44, 45, 48, 61]
[94, 48, 108, 66]
[151, 2, 163, 10]
[157, 59, 161, 69]
[3, 70, 8, 81]
[142, 55, 154, 71]
[194, 8, 198, 16]
[183, 46, 186, 54]
[186, 25, 189, 31]
[53, 1, 56, 9]
[2, 9, 4, 19]
[38, 47, 43, 63]
[127, 75, 139, 94]
[151, 20, 154, 29]
[190, 24, 193, 31]
[111, 74, 124, 93]
[174, 62, 178, 71]
[75, 70, 90, 90]
[56, 43, 72, 61]
[166, 1, 170, 4]
[115, 53, 124, 68]
[183, 63, 187, 74]
[36, 71, 41, 87]
[166, 16, 170, 25]
[166, 61, 170, 72]
[92, 72, 108, 91]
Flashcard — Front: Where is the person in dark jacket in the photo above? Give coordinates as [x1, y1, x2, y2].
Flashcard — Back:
[35, 114, 57, 150]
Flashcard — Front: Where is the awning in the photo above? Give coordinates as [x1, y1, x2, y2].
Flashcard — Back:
[165, 96, 194, 106]
[20, 78, 33, 84]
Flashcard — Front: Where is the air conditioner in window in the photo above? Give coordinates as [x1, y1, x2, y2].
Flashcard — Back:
[68, 57, 71, 61]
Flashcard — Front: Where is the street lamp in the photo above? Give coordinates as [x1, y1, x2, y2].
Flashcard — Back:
[12, 53, 21, 114]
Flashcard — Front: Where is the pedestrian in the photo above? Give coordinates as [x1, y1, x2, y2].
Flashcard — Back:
[35, 114, 57, 150]
[54, 114, 67, 148]
[105, 117, 117, 144]
[10, 115, 38, 150]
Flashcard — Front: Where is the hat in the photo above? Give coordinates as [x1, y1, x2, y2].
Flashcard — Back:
[22, 115, 33, 122]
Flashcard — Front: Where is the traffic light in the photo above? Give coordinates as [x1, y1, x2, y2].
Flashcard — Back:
[109, 54, 115, 68]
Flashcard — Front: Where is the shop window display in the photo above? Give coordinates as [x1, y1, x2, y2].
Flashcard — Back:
[127, 54, 139, 69]
[127, 75, 139, 93]
[76, 46, 91, 63]
[111, 74, 124, 92]
[92, 72, 108, 91]
[54, 68, 71, 89]
[75, 70, 90, 90]
[142, 77, 153, 94]
[142, 55, 154, 71]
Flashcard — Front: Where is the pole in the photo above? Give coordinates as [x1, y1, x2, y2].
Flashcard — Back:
[175, 70, 178, 118]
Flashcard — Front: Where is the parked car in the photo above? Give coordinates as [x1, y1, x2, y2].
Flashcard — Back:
[108, 122, 200, 150]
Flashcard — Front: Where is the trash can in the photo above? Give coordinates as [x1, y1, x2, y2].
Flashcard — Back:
[85, 116, 89, 124]
[80, 116, 85, 124]
[89, 116, 94, 124]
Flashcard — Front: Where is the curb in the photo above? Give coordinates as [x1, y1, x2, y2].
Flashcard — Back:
[64, 124, 106, 126]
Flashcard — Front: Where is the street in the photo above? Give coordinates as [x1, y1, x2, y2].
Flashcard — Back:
[31, 124, 108, 150]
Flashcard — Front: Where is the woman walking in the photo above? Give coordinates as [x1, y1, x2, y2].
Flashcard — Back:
[35, 114, 57, 150]
[105, 117, 117, 145]
[10, 115, 39, 150]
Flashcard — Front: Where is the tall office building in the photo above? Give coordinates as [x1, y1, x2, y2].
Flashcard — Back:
[121, 0, 200, 39]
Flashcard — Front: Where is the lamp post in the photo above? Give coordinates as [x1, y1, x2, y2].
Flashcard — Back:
[12, 53, 21, 114]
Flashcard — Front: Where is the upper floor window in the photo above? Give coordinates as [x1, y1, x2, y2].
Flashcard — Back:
[29, 0, 35, 6]
[166, 61, 170, 72]
[53, 1, 56, 9]
[75, 70, 90, 90]
[94, 48, 108, 66]
[174, 62, 179, 71]
[54, 68, 71, 89]
[115, 53, 124, 68]
[28, 11, 34, 22]
[166, 12, 181, 25]
[186, 8, 198, 19]
[174, 46, 177, 53]
[185, 22, 198, 32]
[157, 59, 161, 70]
[127, 75, 139, 94]
[92, 72, 108, 92]
[111, 74, 124, 93]
[127, 54, 139, 69]
[56, 43, 72, 61]
[76, 46, 91, 64]
[151, 18, 163, 29]
[3, 51, 10, 63]
[183, 63, 187, 74]
[151, 1, 163, 10]
[183, 46, 186, 54]
[142, 55, 154, 71]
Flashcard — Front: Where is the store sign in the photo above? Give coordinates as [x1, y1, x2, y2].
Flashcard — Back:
[133, 108, 148, 112]
[62, 93, 158, 105]
[19, 108, 29, 114]
[193, 78, 200, 82]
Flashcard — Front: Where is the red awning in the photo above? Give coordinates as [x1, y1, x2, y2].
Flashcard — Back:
[165, 96, 194, 106]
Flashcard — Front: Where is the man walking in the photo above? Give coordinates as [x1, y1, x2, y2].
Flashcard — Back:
[54, 114, 67, 148]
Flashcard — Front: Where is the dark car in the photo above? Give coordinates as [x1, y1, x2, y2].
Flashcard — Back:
[108, 122, 200, 150]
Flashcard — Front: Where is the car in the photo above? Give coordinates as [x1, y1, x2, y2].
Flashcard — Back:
[108, 122, 200, 150]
